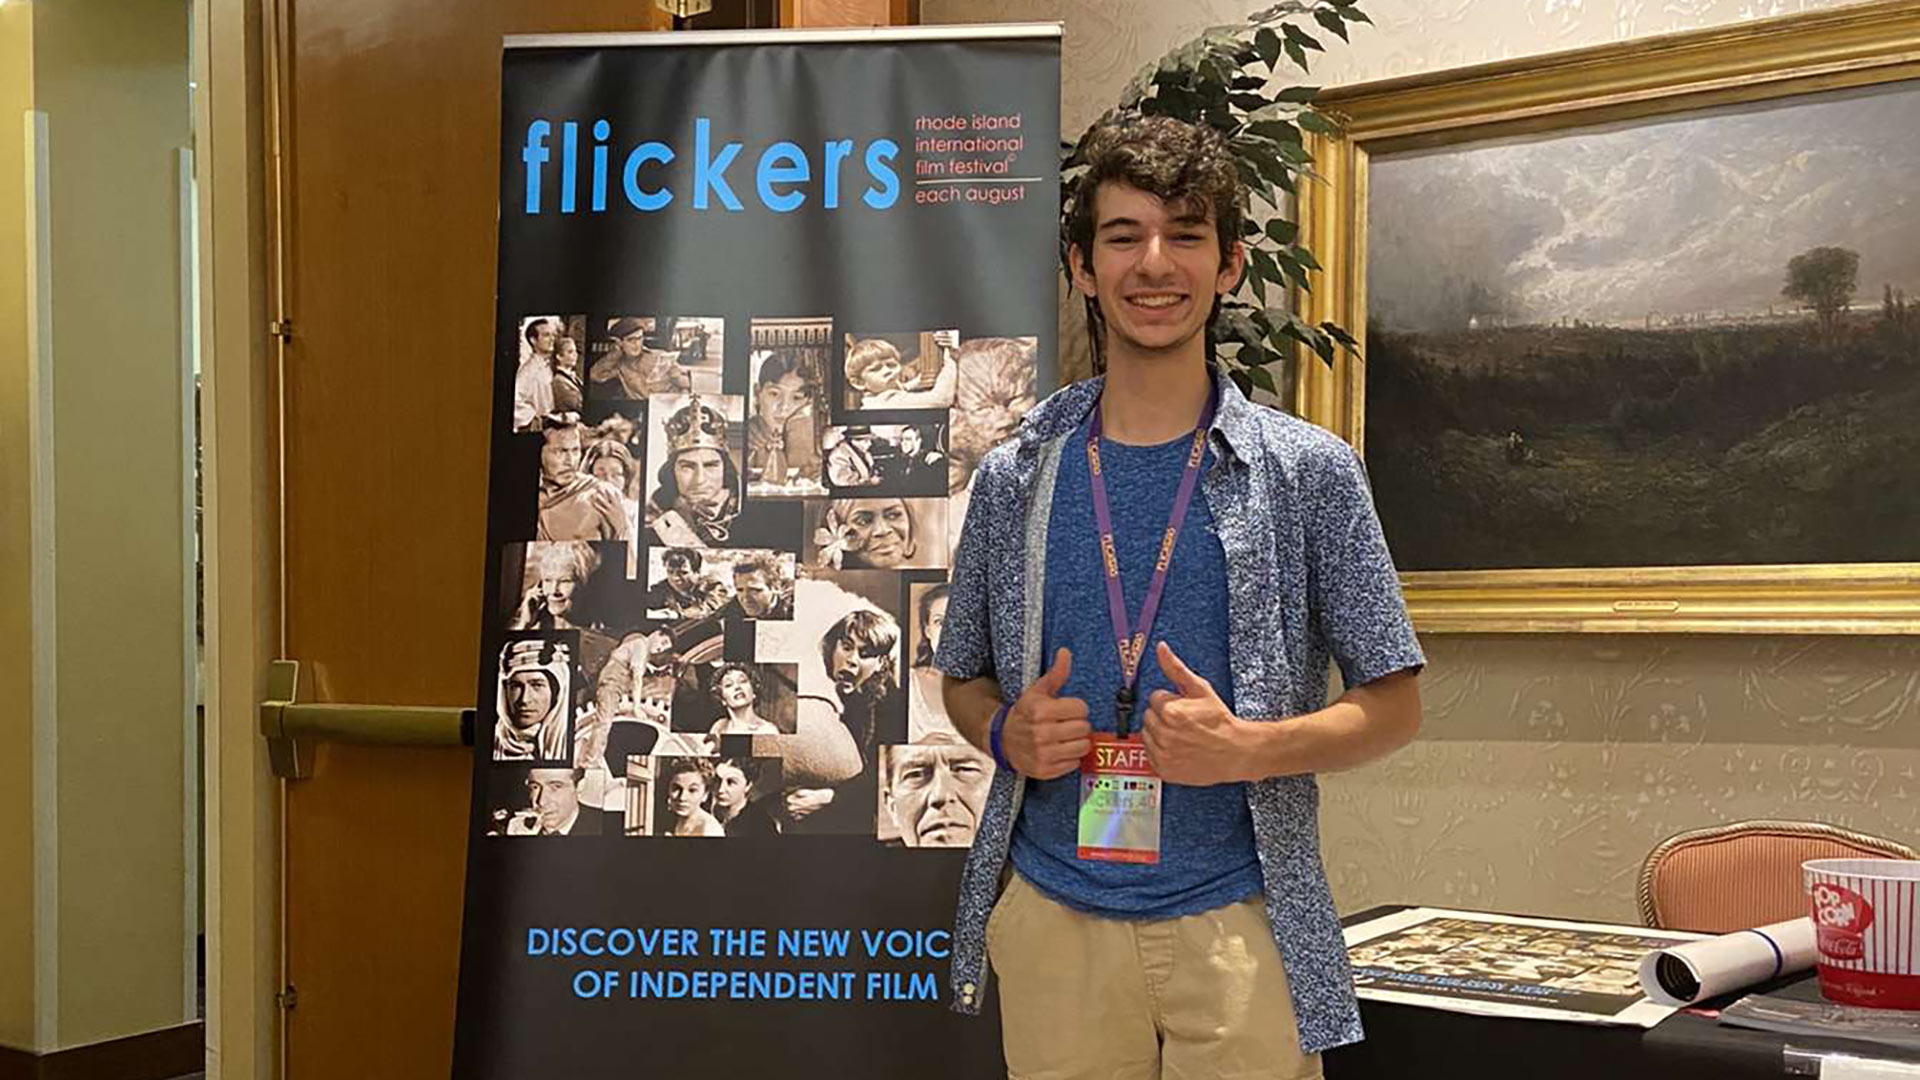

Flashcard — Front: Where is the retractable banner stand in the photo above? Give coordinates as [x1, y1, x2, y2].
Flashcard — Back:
[452, 25, 1059, 1079]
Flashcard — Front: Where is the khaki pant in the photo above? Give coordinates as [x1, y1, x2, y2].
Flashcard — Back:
[986, 873, 1322, 1080]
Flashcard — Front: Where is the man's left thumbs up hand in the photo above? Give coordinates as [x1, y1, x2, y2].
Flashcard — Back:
[1142, 641, 1258, 786]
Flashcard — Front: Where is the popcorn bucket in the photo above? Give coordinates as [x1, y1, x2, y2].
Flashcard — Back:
[1804, 858, 1920, 1010]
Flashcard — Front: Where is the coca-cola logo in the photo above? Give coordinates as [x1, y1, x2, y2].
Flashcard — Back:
[1813, 881, 1874, 961]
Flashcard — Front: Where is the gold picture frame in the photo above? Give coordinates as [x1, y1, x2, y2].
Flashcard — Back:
[1291, 0, 1920, 634]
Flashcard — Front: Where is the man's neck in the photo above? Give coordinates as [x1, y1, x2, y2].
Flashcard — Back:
[1099, 347, 1212, 446]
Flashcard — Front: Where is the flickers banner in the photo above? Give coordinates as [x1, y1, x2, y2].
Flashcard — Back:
[452, 25, 1060, 1078]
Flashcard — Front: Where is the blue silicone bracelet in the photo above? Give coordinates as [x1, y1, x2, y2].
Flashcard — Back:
[988, 703, 1013, 772]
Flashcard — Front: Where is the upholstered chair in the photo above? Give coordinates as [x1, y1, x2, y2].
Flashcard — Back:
[1638, 820, 1918, 933]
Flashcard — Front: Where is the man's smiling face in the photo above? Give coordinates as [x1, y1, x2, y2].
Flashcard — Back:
[1070, 181, 1243, 359]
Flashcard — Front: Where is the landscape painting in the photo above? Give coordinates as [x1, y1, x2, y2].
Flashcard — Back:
[1363, 79, 1920, 572]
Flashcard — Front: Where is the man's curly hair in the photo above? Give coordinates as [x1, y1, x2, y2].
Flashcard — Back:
[1064, 114, 1245, 373]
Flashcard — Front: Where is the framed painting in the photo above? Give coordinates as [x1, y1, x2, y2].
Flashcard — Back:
[1292, 0, 1920, 633]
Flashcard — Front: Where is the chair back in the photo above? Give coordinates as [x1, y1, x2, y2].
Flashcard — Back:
[1638, 820, 1918, 933]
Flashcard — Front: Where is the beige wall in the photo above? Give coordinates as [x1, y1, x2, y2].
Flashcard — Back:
[924, 0, 1919, 925]
[1, 0, 195, 1053]
[0, 1, 38, 1054]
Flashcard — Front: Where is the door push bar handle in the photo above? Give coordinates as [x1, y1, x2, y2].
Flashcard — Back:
[259, 660, 476, 780]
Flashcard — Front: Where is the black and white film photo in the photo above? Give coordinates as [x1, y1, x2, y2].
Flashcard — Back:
[535, 416, 632, 543]
[746, 333, 830, 498]
[591, 315, 724, 400]
[875, 738, 993, 848]
[905, 579, 958, 743]
[838, 329, 959, 413]
[492, 635, 576, 763]
[510, 314, 586, 432]
[485, 766, 604, 837]
[671, 661, 799, 738]
[500, 540, 633, 679]
[753, 571, 907, 835]
[804, 497, 949, 571]
[642, 393, 746, 550]
[644, 547, 795, 622]
[824, 422, 949, 496]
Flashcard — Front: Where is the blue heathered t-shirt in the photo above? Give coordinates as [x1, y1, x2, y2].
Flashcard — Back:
[1008, 423, 1264, 920]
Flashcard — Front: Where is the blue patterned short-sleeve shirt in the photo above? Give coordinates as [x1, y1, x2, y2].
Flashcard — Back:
[932, 366, 1425, 1054]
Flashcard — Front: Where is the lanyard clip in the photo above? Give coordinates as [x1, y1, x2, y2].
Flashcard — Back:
[1115, 686, 1136, 738]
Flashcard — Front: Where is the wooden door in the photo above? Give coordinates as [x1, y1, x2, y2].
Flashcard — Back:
[276, 4, 668, 1077]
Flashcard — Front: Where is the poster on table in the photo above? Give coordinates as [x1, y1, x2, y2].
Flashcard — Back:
[451, 25, 1060, 1078]
[1343, 907, 1706, 1028]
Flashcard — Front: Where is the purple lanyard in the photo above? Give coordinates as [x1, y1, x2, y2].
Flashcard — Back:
[1084, 384, 1217, 737]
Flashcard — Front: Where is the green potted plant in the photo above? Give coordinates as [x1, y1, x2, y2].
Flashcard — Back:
[1060, 0, 1368, 400]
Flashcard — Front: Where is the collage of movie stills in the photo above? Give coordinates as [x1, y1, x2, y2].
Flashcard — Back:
[490, 312, 1039, 846]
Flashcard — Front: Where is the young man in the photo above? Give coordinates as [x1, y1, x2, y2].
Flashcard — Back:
[935, 114, 1426, 1079]
[511, 317, 559, 432]
[715, 552, 794, 621]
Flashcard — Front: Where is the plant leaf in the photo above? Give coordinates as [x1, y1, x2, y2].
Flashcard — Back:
[1313, 9, 1351, 41]
[1320, 320, 1356, 345]
[1296, 110, 1339, 135]
[1284, 38, 1308, 71]
[1281, 23, 1324, 52]
[1273, 85, 1319, 104]
[1266, 218, 1299, 245]
[1248, 118, 1302, 143]
[1254, 27, 1282, 69]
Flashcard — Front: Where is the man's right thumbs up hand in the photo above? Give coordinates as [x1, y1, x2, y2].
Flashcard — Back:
[1002, 648, 1092, 780]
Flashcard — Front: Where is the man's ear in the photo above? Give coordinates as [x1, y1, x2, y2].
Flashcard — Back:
[1068, 242, 1097, 300]
[1217, 239, 1247, 296]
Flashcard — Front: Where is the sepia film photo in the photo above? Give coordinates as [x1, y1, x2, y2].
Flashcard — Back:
[575, 401, 646, 575]
[904, 578, 960, 743]
[876, 739, 993, 849]
[592, 315, 724, 401]
[500, 540, 634, 676]
[747, 326, 832, 498]
[492, 633, 577, 764]
[837, 328, 959, 415]
[1344, 908, 1703, 1027]
[671, 660, 799, 739]
[804, 497, 949, 571]
[644, 546, 795, 623]
[823, 421, 950, 498]
[535, 414, 633, 545]
[949, 335, 1038, 500]
[642, 392, 747, 551]
[751, 571, 907, 835]
[511, 313, 587, 433]
[638, 754, 729, 838]
[485, 765, 603, 837]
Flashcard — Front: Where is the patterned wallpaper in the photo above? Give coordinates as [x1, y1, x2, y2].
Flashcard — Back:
[922, 0, 1917, 925]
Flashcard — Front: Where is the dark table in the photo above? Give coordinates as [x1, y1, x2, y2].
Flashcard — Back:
[1324, 906, 1920, 1079]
